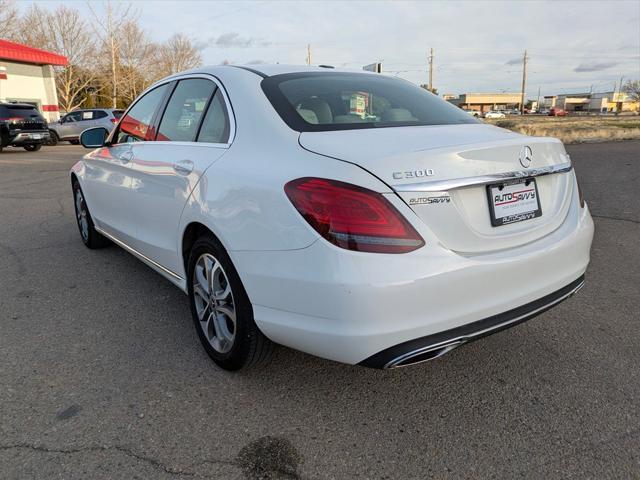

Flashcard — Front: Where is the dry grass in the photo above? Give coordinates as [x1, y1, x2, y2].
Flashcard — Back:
[486, 115, 640, 144]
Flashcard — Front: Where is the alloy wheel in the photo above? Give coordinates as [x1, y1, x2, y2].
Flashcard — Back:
[74, 188, 89, 242]
[192, 253, 236, 354]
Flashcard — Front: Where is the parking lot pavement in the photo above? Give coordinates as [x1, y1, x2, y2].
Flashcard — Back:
[0, 141, 638, 480]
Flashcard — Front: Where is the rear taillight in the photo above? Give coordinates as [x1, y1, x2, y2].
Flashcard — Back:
[110, 118, 119, 124]
[284, 177, 425, 253]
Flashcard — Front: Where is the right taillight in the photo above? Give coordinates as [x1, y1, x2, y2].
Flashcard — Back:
[284, 177, 425, 253]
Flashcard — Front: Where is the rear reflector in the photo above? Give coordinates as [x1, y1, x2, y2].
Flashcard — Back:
[285, 177, 425, 253]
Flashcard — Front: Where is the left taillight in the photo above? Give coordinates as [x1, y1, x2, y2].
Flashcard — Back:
[284, 177, 425, 253]
[110, 118, 119, 124]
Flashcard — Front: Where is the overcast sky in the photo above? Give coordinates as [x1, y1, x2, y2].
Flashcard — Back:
[28, 0, 640, 98]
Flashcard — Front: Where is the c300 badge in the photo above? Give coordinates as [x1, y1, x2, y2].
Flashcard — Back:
[392, 168, 435, 180]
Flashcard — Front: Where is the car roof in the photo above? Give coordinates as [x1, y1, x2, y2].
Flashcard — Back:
[0, 102, 39, 108]
[179, 64, 377, 78]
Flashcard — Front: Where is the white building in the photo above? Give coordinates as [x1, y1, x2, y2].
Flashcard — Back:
[543, 92, 638, 113]
[0, 39, 67, 122]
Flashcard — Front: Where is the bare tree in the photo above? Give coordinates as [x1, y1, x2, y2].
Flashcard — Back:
[11, 5, 51, 48]
[87, 1, 134, 108]
[622, 80, 640, 103]
[13, 5, 99, 112]
[0, 0, 20, 39]
[49, 7, 100, 112]
[153, 34, 202, 78]
[119, 21, 156, 103]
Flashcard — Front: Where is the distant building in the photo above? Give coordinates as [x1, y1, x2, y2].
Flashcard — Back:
[543, 92, 638, 113]
[0, 39, 68, 121]
[447, 92, 523, 114]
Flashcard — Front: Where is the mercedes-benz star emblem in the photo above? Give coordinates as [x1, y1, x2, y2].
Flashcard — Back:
[519, 145, 533, 168]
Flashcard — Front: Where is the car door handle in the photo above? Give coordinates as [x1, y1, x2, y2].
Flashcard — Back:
[173, 159, 194, 175]
[117, 150, 134, 163]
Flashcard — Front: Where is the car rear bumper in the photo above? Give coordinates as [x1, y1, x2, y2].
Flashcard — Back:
[9, 131, 48, 145]
[359, 275, 584, 368]
[231, 197, 594, 366]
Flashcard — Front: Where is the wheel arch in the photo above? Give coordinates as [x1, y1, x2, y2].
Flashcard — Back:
[181, 221, 226, 275]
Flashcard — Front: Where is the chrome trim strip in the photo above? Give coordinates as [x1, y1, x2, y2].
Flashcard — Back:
[94, 226, 184, 282]
[394, 161, 573, 192]
[384, 279, 585, 368]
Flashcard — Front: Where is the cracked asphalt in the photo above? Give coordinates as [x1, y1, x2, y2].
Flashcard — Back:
[0, 141, 638, 479]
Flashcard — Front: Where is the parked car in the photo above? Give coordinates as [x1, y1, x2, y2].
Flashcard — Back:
[549, 108, 568, 117]
[71, 65, 594, 371]
[465, 110, 480, 117]
[49, 108, 124, 145]
[484, 110, 506, 119]
[0, 102, 48, 152]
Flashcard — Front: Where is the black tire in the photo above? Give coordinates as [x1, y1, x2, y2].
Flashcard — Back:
[24, 144, 42, 152]
[187, 235, 273, 371]
[69, 139, 80, 145]
[72, 179, 111, 249]
[47, 130, 59, 146]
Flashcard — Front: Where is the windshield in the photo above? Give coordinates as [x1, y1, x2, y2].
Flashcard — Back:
[261, 72, 477, 132]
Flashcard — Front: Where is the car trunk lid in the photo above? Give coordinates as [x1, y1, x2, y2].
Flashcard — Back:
[299, 124, 574, 253]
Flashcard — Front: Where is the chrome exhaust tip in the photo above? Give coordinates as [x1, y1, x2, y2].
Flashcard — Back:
[384, 340, 465, 369]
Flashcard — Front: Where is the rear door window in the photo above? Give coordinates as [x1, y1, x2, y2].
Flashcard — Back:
[117, 84, 170, 143]
[197, 90, 230, 144]
[157, 79, 216, 142]
[93, 110, 108, 119]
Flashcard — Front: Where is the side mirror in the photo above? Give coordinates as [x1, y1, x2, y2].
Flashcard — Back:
[80, 127, 109, 148]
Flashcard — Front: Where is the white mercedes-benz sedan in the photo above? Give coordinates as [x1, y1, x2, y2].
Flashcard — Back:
[71, 65, 594, 370]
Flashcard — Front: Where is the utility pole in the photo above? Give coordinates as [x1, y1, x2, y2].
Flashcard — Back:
[306, 44, 311, 66]
[536, 85, 541, 111]
[428, 48, 434, 92]
[520, 49, 527, 114]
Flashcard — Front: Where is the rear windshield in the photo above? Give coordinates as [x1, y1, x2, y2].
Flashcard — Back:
[0, 105, 42, 119]
[261, 72, 477, 132]
[112, 110, 124, 119]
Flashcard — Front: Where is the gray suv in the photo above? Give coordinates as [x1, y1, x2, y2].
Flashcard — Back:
[48, 108, 123, 145]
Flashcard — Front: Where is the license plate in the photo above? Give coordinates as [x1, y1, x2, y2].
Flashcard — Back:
[487, 178, 542, 226]
[30, 134, 42, 139]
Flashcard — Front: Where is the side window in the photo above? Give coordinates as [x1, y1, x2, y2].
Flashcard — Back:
[66, 112, 82, 123]
[117, 84, 169, 143]
[197, 90, 230, 144]
[93, 110, 108, 120]
[157, 79, 215, 142]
